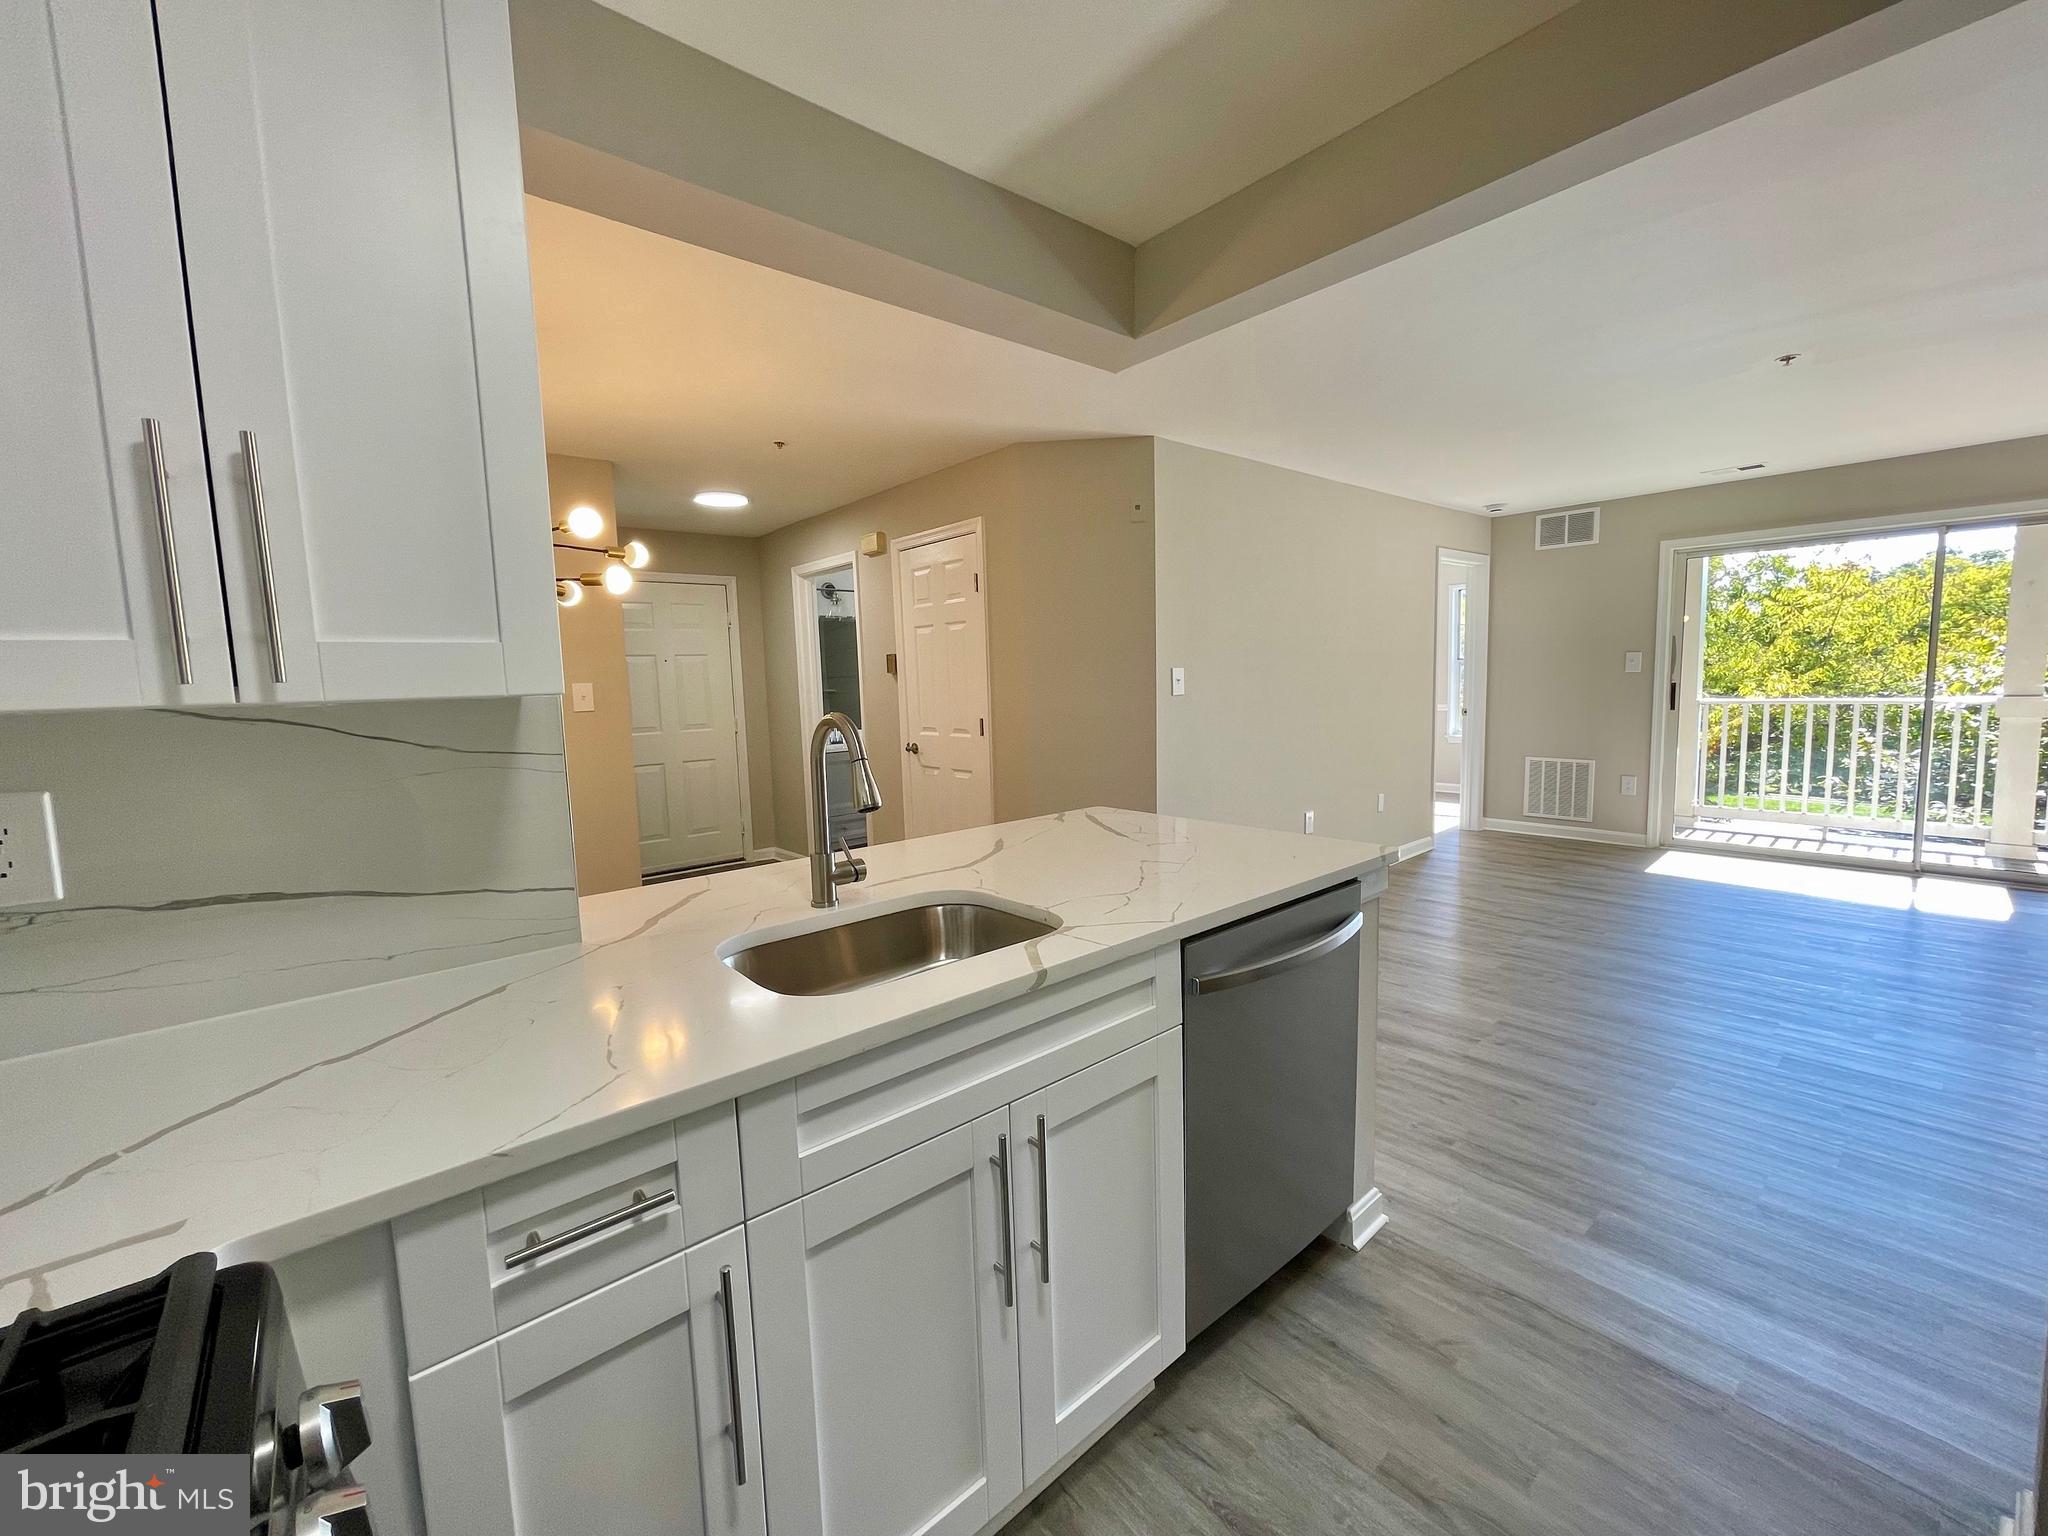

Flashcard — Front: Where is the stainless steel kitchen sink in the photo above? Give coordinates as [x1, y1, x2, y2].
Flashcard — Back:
[723, 901, 1059, 996]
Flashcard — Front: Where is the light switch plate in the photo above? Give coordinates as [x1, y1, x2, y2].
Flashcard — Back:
[0, 792, 63, 907]
[1170, 666, 1186, 697]
[570, 682, 595, 713]
[1624, 651, 1643, 674]
[1304, 810, 1315, 834]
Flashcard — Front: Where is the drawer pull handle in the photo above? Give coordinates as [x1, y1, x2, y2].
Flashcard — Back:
[718, 1264, 748, 1485]
[503, 1186, 675, 1269]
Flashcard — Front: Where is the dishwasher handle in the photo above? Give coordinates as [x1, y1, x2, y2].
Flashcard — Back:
[1186, 909, 1363, 995]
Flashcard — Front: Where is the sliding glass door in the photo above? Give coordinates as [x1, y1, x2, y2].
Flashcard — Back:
[1667, 513, 2048, 882]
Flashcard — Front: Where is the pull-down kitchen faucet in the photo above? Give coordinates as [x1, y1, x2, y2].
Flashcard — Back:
[809, 712, 883, 907]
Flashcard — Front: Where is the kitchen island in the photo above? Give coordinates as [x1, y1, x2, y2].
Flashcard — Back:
[0, 807, 1386, 1536]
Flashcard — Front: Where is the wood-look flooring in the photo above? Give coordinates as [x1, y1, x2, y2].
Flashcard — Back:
[1005, 829, 2048, 1535]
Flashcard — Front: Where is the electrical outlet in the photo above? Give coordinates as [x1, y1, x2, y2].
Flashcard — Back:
[1620, 774, 1640, 797]
[1624, 651, 1643, 674]
[0, 792, 64, 907]
[1169, 666, 1186, 697]
[1376, 793, 1387, 813]
[1304, 810, 1315, 834]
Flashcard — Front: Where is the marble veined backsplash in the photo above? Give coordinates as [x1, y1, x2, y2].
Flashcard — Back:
[0, 698, 581, 1059]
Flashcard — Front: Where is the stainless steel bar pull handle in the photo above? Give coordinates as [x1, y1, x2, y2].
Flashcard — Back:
[239, 430, 287, 683]
[142, 418, 192, 685]
[990, 1134, 1015, 1308]
[1187, 909, 1364, 996]
[502, 1186, 675, 1269]
[718, 1265, 748, 1486]
[1028, 1114, 1050, 1282]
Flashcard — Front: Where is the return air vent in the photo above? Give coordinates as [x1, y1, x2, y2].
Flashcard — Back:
[1535, 507, 1599, 549]
[1524, 757, 1595, 822]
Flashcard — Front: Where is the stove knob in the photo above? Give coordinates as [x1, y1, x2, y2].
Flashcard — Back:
[295, 1382, 371, 1489]
[294, 1484, 372, 1536]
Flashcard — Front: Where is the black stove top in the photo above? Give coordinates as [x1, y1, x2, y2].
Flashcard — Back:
[0, 1254, 309, 1531]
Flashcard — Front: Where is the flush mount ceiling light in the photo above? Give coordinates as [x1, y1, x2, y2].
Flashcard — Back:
[693, 490, 749, 510]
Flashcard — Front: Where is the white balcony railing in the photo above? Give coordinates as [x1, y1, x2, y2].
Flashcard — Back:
[1691, 694, 2048, 843]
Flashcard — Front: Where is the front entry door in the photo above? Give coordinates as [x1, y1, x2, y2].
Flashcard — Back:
[625, 580, 744, 873]
[894, 526, 993, 838]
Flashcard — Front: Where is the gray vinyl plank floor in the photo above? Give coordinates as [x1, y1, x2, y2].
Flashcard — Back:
[1003, 829, 2048, 1535]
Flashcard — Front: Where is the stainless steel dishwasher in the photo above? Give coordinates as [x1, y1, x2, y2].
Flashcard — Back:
[1182, 879, 1363, 1338]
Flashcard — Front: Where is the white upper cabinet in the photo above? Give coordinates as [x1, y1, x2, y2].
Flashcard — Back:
[156, 0, 559, 702]
[2, 0, 560, 712]
[2, 1, 235, 711]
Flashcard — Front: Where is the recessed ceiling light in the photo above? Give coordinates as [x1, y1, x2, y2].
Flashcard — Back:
[693, 490, 749, 510]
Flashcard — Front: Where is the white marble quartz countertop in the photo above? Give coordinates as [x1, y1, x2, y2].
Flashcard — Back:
[0, 809, 1383, 1315]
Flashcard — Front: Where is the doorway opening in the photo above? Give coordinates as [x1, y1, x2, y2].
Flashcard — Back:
[1656, 512, 2048, 883]
[1434, 548, 1490, 842]
[624, 572, 755, 878]
[792, 553, 868, 852]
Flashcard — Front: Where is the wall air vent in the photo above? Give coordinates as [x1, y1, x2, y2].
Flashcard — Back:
[1535, 507, 1599, 550]
[1524, 757, 1595, 822]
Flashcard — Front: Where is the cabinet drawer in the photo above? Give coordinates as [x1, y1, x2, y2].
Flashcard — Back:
[392, 1103, 743, 1371]
[738, 948, 1180, 1213]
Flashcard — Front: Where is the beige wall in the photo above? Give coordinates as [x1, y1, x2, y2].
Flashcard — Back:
[756, 439, 1157, 850]
[1154, 440, 1489, 850]
[1486, 433, 2048, 839]
[618, 526, 779, 851]
[549, 455, 640, 894]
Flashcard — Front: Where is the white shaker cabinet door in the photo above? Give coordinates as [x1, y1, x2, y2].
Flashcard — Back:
[750, 1114, 1025, 1536]
[154, 0, 559, 703]
[2, 1, 234, 710]
[1009, 1028, 1185, 1485]
[408, 1228, 765, 1536]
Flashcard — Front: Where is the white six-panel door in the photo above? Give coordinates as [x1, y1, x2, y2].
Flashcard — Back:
[2, 1, 234, 710]
[1009, 1030, 1185, 1484]
[623, 580, 746, 873]
[894, 525, 994, 837]
[749, 1114, 1024, 1536]
[154, 0, 558, 703]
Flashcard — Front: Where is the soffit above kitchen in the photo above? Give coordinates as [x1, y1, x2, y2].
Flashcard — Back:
[512, 0, 2029, 370]
[530, 0, 2048, 533]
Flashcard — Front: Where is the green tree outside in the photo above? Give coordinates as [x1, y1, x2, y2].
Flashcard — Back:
[1698, 545, 2017, 827]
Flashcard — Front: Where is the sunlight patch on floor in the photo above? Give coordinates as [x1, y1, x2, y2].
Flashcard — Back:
[1646, 849, 2014, 921]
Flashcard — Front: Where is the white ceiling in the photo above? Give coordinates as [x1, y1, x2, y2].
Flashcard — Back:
[592, 0, 1575, 244]
[530, 2, 2048, 534]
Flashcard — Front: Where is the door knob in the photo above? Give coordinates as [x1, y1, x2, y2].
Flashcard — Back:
[905, 742, 920, 755]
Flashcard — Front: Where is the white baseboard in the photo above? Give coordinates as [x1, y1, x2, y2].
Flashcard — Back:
[1325, 1187, 1389, 1252]
[1393, 835, 1434, 863]
[1433, 782, 1462, 797]
[756, 846, 803, 862]
[1480, 816, 1649, 848]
